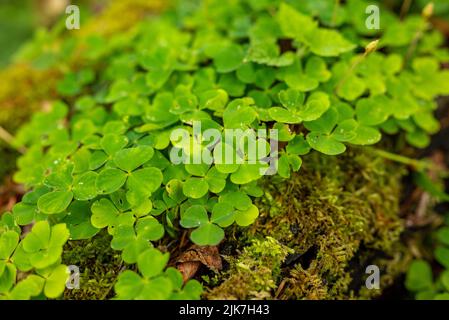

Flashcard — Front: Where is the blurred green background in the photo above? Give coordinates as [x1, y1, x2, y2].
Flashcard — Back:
[0, 0, 34, 67]
[0, 0, 108, 68]
[0, 0, 447, 68]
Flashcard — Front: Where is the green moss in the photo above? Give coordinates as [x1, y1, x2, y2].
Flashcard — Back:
[209, 147, 410, 300]
[62, 231, 123, 300]
[206, 237, 292, 300]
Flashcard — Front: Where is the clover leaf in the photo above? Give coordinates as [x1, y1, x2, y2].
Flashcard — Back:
[199, 89, 229, 111]
[6, 0, 449, 301]
[212, 43, 246, 73]
[305, 56, 332, 82]
[277, 153, 303, 179]
[210, 202, 235, 227]
[90, 198, 121, 229]
[180, 205, 224, 246]
[230, 163, 268, 185]
[115, 269, 172, 300]
[355, 96, 391, 126]
[268, 107, 302, 124]
[96, 168, 128, 195]
[182, 177, 209, 199]
[190, 224, 225, 247]
[73, 171, 98, 201]
[305, 28, 356, 57]
[12, 202, 38, 226]
[219, 191, 252, 210]
[223, 98, 257, 129]
[334, 63, 367, 101]
[180, 205, 208, 228]
[115, 248, 202, 300]
[0, 213, 21, 235]
[269, 89, 330, 124]
[406, 260, 433, 292]
[37, 191, 73, 215]
[43, 264, 69, 299]
[279, 89, 305, 111]
[63, 201, 99, 240]
[204, 167, 228, 193]
[286, 135, 311, 155]
[348, 125, 382, 146]
[57, 69, 94, 97]
[213, 135, 270, 185]
[436, 246, 449, 269]
[111, 225, 149, 263]
[1, 275, 44, 300]
[21, 221, 69, 269]
[0, 231, 20, 292]
[276, 3, 317, 41]
[114, 146, 155, 172]
[127, 167, 163, 197]
[235, 204, 259, 227]
[306, 132, 346, 155]
[101, 134, 129, 156]
[138, 248, 170, 279]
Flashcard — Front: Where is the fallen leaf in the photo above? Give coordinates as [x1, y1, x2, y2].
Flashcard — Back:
[176, 245, 222, 282]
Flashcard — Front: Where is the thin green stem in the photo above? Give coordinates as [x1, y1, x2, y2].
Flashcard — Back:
[335, 40, 378, 93]
[331, 0, 341, 27]
[405, 29, 424, 66]
[405, 3, 433, 65]
[0, 126, 26, 154]
[335, 54, 364, 93]
[400, 0, 412, 20]
[373, 149, 430, 171]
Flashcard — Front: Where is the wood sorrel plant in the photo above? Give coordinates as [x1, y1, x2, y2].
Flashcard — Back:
[406, 214, 449, 300]
[1, 0, 449, 300]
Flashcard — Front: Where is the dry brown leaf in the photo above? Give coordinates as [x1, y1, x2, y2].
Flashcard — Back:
[176, 245, 222, 282]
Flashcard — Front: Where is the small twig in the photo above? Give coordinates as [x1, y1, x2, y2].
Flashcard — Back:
[416, 192, 431, 219]
[180, 230, 188, 249]
[275, 279, 287, 299]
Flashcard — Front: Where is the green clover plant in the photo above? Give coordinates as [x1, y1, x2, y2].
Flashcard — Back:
[0, 221, 69, 300]
[2, 0, 449, 299]
[406, 215, 449, 300]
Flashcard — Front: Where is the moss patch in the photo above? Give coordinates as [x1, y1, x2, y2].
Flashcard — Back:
[205, 237, 292, 300]
[62, 231, 123, 300]
[207, 147, 411, 300]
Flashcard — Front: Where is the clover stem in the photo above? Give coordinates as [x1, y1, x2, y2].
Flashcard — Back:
[331, 0, 340, 27]
[335, 56, 362, 93]
[372, 149, 430, 171]
[400, 0, 412, 20]
[405, 3, 434, 65]
[405, 29, 425, 66]
[335, 40, 379, 93]
[0, 126, 25, 154]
